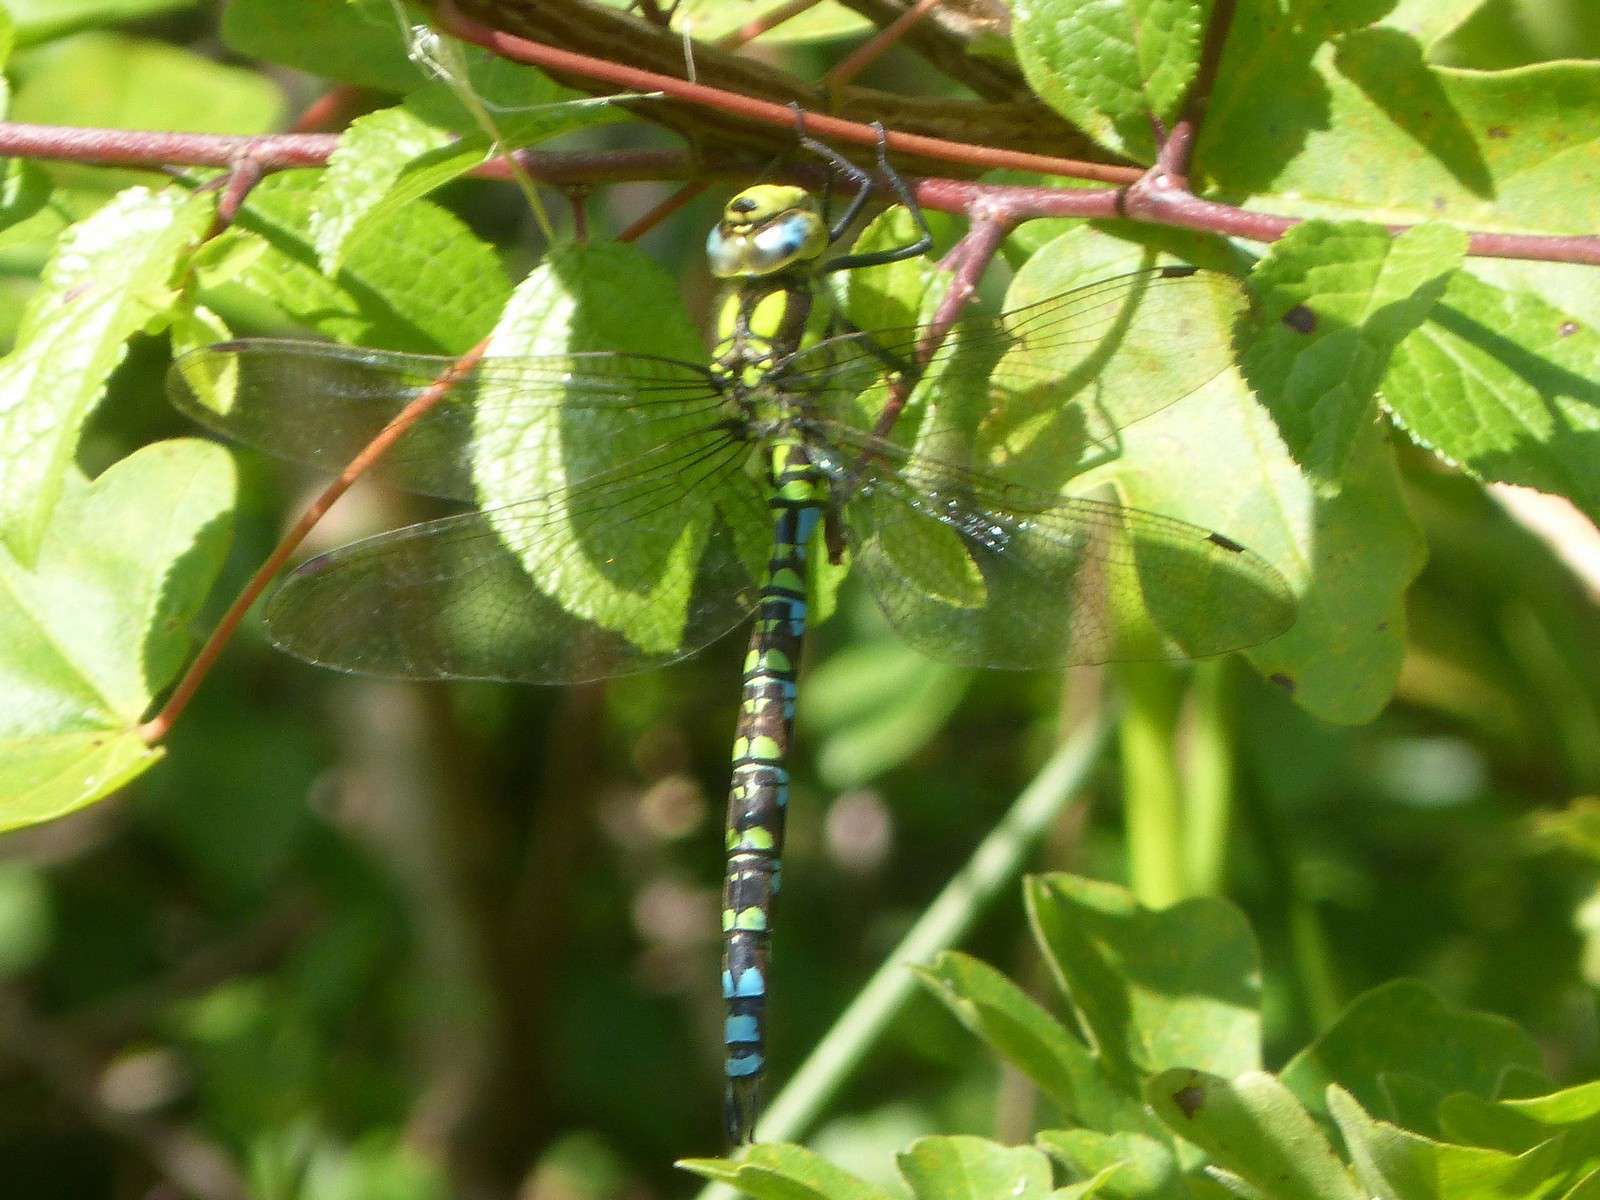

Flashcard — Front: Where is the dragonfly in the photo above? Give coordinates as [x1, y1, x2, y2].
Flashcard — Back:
[168, 131, 1295, 1144]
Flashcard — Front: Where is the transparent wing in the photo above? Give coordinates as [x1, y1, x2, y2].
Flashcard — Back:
[779, 267, 1248, 437]
[818, 422, 1295, 667]
[264, 430, 768, 682]
[168, 339, 723, 501]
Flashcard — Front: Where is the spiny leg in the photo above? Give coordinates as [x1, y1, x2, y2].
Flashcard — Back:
[786, 109, 933, 272]
[722, 444, 822, 1144]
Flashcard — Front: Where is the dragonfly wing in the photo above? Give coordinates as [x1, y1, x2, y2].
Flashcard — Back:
[829, 429, 1295, 667]
[265, 432, 767, 682]
[168, 339, 722, 501]
[780, 268, 1248, 470]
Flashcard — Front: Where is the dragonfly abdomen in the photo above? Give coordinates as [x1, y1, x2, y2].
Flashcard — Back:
[721, 442, 823, 1143]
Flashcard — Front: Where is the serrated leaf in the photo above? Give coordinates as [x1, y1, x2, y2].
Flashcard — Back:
[0, 186, 214, 562]
[222, 0, 423, 92]
[1145, 1069, 1364, 1200]
[1013, 0, 1213, 162]
[206, 171, 509, 353]
[1281, 981, 1545, 1136]
[1198, 15, 1600, 241]
[1242, 220, 1465, 485]
[472, 242, 741, 656]
[0, 440, 235, 830]
[1330, 1086, 1582, 1200]
[1026, 875, 1261, 1086]
[1040, 228, 1424, 725]
[1382, 270, 1600, 523]
[916, 952, 1151, 1134]
[1037, 1129, 1184, 1199]
[311, 58, 618, 271]
[898, 1137, 1055, 1200]
[678, 1143, 896, 1200]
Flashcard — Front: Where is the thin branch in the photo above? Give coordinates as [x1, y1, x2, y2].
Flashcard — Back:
[433, 0, 1136, 183]
[823, 0, 944, 92]
[714, 0, 825, 49]
[7, 120, 1597, 266]
[0, 122, 337, 169]
[617, 178, 713, 242]
[827, 0, 1025, 101]
[0, 122, 701, 184]
[139, 341, 491, 744]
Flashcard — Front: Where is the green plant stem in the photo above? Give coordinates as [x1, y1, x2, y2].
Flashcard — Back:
[1114, 662, 1187, 907]
[687, 705, 1112, 1186]
[1184, 659, 1236, 895]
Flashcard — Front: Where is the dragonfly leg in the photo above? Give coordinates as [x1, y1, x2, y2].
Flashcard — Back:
[813, 123, 934, 274]
[787, 109, 933, 270]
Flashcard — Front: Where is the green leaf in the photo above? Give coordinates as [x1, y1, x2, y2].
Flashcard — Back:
[473, 242, 735, 656]
[678, 1142, 897, 1200]
[1330, 1086, 1583, 1200]
[203, 171, 509, 353]
[0, 160, 50, 241]
[1047, 232, 1426, 724]
[802, 644, 971, 787]
[9, 31, 283, 137]
[0, 185, 214, 561]
[1026, 874, 1261, 1085]
[843, 205, 941, 336]
[1037, 1129, 1183, 1199]
[222, 0, 424, 92]
[1382, 270, 1600, 523]
[1438, 1081, 1600, 1181]
[1145, 1069, 1364, 1200]
[618, 0, 874, 43]
[1242, 220, 1465, 485]
[0, 440, 235, 831]
[5, 0, 196, 46]
[1198, 15, 1600, 241]
[1281, 980, 1545, 1136]
[1012, 0, 1213, 162]
[1431, 0, 1600, 69]
[0, 3, 13, 68]
[310, 59, 619, 271]
[1381, 0, 1488, 50]
[898, 1136, 1055, 1200]
[977, 230, 1250, 497]
[915, 951, 1151, 1134]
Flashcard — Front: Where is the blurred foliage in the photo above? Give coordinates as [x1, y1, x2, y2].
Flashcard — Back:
[0, 0, 1597, 1198]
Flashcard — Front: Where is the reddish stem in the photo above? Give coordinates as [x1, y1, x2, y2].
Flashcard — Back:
[823, 0, 943, 90]
[432, 0, 1140, 185]
[138, 340, 491, 744]
[618, 179, 713, 242]
[291, 85, 369, 133]
[715, 0, 826, 49]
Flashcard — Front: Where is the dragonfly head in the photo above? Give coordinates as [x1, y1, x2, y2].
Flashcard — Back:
[707, 186, 827, 279]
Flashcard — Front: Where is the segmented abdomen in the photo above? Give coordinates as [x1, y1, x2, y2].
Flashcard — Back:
[721, 440, 821, 1144]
